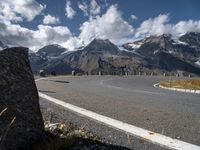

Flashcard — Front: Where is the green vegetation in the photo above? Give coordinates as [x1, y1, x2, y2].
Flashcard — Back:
[160, 78, 200, 90]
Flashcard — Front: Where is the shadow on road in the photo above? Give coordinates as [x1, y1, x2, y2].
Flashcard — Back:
[54, 80, 70, 84]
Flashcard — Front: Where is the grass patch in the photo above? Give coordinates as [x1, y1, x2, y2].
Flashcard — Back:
[160, 78, 200, 90]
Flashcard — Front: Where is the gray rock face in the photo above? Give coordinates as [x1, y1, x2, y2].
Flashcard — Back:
[0, 47, 45, 150]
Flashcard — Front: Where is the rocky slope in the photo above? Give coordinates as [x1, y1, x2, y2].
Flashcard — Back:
[123, 33, 200, 75]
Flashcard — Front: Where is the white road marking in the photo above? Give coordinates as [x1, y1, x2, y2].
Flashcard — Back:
[101, 79, 166, 96]
[36, 77, 200, 150]
[153, 83, 200, 94]
[38, 92, 200, 150]
[153, 83, 159, 88]
[35, 78, 45, 82]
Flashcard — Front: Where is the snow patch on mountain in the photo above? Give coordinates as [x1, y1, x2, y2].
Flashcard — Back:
[118, 45, 143, 57]
[195, 60, 200, 67]
[172, 39, 188, 45]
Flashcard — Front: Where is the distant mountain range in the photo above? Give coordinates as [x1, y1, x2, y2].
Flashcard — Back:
[2, 32, 200, 75]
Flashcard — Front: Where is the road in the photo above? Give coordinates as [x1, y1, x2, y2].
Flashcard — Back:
[36, 75, 200, 150]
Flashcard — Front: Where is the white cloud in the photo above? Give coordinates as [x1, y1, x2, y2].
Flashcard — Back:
[62, 37, 83, 51]
[134, 14, 200, 39]
[131, 15, 138, 20]
[79, 5, 134, 45]
[65, 0, 76, 19]
[0, 21, 80, 51]
[171, 20, 200, 36]
[43, 14, 60, 25]
[78, 0, 101, 18]
[78, 1, 88, 17]
[90, 0, 101, 16]
[0, 0, 45, 22]
[135, 14, 170, 38]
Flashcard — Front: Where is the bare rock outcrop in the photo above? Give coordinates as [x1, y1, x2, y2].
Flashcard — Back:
[0, 47, 45, 150]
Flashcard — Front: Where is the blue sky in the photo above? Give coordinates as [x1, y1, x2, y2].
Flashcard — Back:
[23, 0, 200, 35]
[0, 0, 200, 51]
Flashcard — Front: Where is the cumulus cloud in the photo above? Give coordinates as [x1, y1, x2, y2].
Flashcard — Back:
[65, 0, 76, 19]
[0, 20, 79, 51]
[0, 0, 45, 22]
[131, 15, 138, 20]
[43, 14, 60, 25]
[78, 0, 101, 18]
[79, 5, 134, 45]
[134, 14, 200, 39]
[171, 20, 200, 36]
[135, 14, 169, 38]
[90, 0, 101, 16]
[78, 1, 88, 17]
[1, 0, 200, 53]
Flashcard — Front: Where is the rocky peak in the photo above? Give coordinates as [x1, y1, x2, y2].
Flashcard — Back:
[84, 38, 119, 54]
[142, 34, 173, 48]
[179, 32, 200, 50]
[37, 44, 67, 57]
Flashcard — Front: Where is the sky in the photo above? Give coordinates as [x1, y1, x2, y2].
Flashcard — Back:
[0, 0, 200, 51]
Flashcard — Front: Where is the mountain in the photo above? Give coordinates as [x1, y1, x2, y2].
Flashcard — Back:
[0, 41, 8, 50]
[37, 44, 67, 57]
[84, 39, 119, 54]
[122, 33, 200, 74]
[29, 44, 70, 73]
[179, 32, 200, 53]
[29, 33, 200, 76]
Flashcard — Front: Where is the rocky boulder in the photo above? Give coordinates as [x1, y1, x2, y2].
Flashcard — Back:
[0, 47, 45, 150]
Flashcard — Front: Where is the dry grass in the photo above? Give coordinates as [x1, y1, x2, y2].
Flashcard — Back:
[160, 78, 200, 90]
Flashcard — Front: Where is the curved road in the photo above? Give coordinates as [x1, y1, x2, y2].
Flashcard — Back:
[36, 75, 200, 149]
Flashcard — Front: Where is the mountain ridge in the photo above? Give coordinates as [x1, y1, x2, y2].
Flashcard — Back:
[26, 32, 200, 75]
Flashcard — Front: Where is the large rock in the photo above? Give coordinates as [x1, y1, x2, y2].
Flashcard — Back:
[0, 47, 45, 150]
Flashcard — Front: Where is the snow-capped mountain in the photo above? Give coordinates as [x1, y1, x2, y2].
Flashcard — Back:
[29, 33, 200, 75]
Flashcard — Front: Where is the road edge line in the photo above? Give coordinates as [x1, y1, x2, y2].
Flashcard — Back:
[38, 92, 200, 150]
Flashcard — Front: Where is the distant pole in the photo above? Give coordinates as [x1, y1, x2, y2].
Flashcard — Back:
[163, 73, 166, 77]
[72, 70, 75, 76]
[169, 76, 172, 88]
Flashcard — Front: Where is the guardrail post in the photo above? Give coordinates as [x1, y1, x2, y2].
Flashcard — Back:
[72, 70, 75, 76]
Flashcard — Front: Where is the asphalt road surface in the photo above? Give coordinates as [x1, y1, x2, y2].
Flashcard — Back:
[36, 75, 200, 150]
